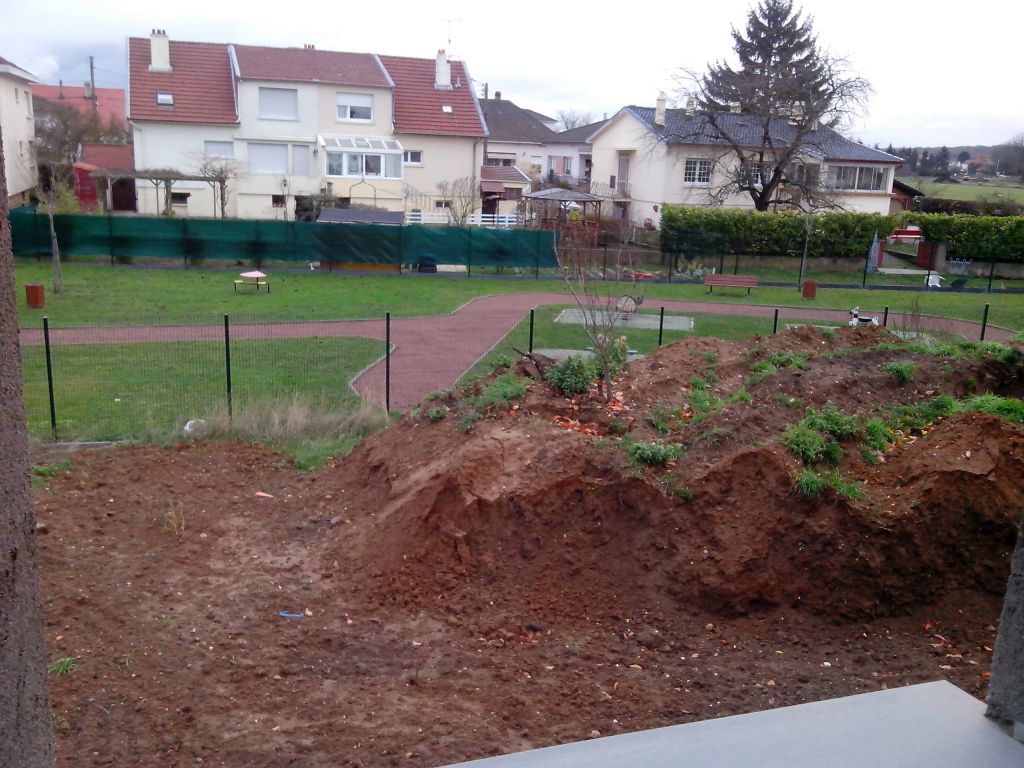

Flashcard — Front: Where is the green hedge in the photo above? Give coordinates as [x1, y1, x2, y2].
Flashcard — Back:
[660, 206, 1024, 263]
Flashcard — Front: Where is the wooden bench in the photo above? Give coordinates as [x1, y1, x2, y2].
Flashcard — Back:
[703, 274, 759, 294]
[233, 279, 270, 293]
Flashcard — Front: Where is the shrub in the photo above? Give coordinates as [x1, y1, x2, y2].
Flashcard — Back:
[885, 362, 916, 384]
[804, 402, 859, 440]
[863, 418, 896, 452]
[545, 355, 595, 396]
[427, 407, 447, 422]
[627, 441, 683, 466]
[822, 439, 844, 466]
[781, 423, 827, 464]
[490, 353, 514, 372]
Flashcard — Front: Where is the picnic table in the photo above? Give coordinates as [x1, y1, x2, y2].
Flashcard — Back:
[234, 270, 270, 293]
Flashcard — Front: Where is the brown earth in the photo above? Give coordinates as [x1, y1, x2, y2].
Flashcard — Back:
[36, 326, 1024, 767]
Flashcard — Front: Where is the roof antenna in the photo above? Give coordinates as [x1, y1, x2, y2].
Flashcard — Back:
[445, 17, 462, 57]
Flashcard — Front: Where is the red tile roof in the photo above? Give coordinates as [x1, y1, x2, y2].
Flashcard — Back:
[78, 143, 135, 171]
[233, 45, 390, 87]
[378, 55, 485, 137]
[481, 165, 531, 184]
[128, 38, 237, 124]
[33, 84, 126, 127]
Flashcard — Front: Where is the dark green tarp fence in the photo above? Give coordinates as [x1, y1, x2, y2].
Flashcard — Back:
[9, 210, 558, 269]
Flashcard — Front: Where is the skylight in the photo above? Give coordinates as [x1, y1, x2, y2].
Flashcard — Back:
[156, 92, 174, 106]
[318, 135, 403, 151]
[441, 105, 453, 114]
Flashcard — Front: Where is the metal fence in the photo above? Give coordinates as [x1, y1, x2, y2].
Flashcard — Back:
[19, 302, 1011, 443]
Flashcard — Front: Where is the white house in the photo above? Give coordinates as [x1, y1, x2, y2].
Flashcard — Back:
[0, 55, 37, 205]
[479, 93, 554, 177]
[589, 98, 904, 227]
[541, 119, 607, 189]
[127, 31, 487, 220]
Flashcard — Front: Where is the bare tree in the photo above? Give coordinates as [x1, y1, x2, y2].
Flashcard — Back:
[22, 145, 76, 294]
[192, 154, 241, 219]
[435, 177, 479, 226]
[556, 109, 595, 132]
[996, 133, 1024, 181]
[560, 221, 631, 401]
[677, 0, 871, 211]
[0, 120, 56, 768]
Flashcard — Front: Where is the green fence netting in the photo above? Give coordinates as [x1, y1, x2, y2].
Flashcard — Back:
[9, 210, 558, 269]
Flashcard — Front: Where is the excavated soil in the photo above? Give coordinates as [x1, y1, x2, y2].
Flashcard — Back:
[37, 326, 1024, 767]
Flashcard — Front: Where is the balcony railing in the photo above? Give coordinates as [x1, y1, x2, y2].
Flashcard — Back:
[589, 180, 630, 199]
[405, 211, 524, 228]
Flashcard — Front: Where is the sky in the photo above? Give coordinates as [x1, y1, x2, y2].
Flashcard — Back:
[2, 0, 1021, 148]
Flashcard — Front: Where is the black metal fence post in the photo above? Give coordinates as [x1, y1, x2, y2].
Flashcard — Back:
[772, 308, 779, 334]
[980, 304, 990, 341]
[882, 306, 889, 327]
[658, 307, 665, 346]
[43, 317, 57, 441]
[528, 309, 535, 353]
[385, 312, 391, 412]
[602, 239, 608, 280]
[223, 315, 233, 422]
[988, 261, 996, 293]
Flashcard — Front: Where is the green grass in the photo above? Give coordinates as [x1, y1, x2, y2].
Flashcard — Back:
[14, 263, 1024, 331]
[48, 657, 77, 676]
[781, 423, 829, 464]
[626, 440, 683, 466]
[803, 402, 859, 440]
[21, 336, 382, 441]
[31, 460, 72, 487]
[898, 177, 1024, 204]
[885, 361, 916, 384]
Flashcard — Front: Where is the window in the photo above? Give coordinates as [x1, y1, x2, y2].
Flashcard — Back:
[337, 92, 373, 121]
[441, 105, 453, 114]
[248, 143, 289, 174]
[325, 150, 402, 179]
[827, 165, 887, 191]
[25, 91, 32, 116]
[156, 92, 174, 106]
[786, 163, 820, 187]
[435, 200, 451, 209]
[502, 187, 523, 201]
[741, 162, 767, 186]
[259, 87, 298, 120]
[292, 145, 310, 176]
[204, 140, 234, 158]
[272, 194, 286, 208]
[171, 192, 190, 205]
[564, 157, 572, 176]
[684, 159, 712, 184]
[403, 150, 422, 165]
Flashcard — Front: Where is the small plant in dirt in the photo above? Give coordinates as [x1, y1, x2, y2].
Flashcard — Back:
[747, 360, 778, 385]
[490, 353, 515, 372]
[824, 470, 864, 500]
[863, 418, 897, 453]
[793, 469, 863, 500]
[703, 351, 719, 363]
[688, 390, 724, 423]
[627, 441, 683, 466]
[697, 426, 732, 446]
[673, 485, 695, 500]
[424, 389, 451, 402]
[608, 419, 630, 435]
[889, 395, 956, 430]
[821, 327, 837, 340]
[768, 352, 807, 369]
[885, 362, 916, 385]
[427, 407, 447, 423]
[689, 376, 709, 390]
[804, 402, 859, 440]
[781, 423, 827, 464]
[472, 373, 527, 410]
[163, 503, 186, 535]
[646, 407, 675, 435]
[794, 469, 827, 497]
[779, 394, 802, 408]
[459, 411, 481, 432]
[31, 460, 72, 488]
[48, 657, 78, 676]
[545, 355, 596, 396]
[703, 367, 719, 383]
[959, 394, 1024, 423]
[727, 389, 752, 404]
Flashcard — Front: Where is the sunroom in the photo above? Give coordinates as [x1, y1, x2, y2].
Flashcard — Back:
[318, 134, 405, 180]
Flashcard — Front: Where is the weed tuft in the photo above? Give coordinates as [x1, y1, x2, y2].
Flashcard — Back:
[627, 441, 683, 466]
[885, 362, 916, 384]
[545, 356, 595, 396]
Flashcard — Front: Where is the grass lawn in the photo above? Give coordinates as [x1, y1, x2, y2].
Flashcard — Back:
[22, 335, 382, 442]
[14, 262, 1024, 331]
[898, 177, 1024, 204]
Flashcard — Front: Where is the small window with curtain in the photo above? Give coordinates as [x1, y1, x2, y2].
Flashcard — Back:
[337, 92, 373, 121]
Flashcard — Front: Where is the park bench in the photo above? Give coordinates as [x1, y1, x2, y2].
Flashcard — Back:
[233, 278, 270, 293]
[703, 274, 759, 294]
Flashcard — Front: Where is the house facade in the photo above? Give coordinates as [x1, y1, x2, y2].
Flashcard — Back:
[0, 55, 37, 205]
[541, 119, 606, 189]
[589, 102, 903, 228]
[480, 93, 553, 177]
[127, 32, 487, 220]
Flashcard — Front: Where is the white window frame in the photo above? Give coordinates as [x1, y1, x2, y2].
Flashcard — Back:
[684, 158, 712, 185]
[336, 92, 373, 122]
[325, 150, 403, 180]
[156, 92, 174, 106]
[827, 165, 887, 192]
[258, 87, 299, 121]
[403, 150, 423, 165]
[564, 157, 572, 176]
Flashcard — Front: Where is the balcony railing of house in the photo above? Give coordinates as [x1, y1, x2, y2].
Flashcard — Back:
[404, 211, 524, 228]
[589, 180, 630, 199]
[540, 175, 592, 193]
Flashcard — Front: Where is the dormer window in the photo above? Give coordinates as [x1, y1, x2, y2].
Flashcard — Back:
[441, 105, 453, 114]
[156, 92, 174, 106]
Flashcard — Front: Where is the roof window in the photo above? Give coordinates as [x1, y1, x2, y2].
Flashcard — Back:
[156, 92, 174, 106]
[441, 105, 453, 114]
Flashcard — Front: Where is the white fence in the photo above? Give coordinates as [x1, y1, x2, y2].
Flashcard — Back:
[404, 211, 524, 228]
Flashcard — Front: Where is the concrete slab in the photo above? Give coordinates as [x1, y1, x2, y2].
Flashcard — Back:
[439, 682, 1024, 768]
[554, 309, 694, 332]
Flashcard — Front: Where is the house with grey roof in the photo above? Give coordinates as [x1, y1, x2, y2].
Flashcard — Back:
[480, 93, 555, 177]
[542, 119, 607, 190]
[588, 97, 903, 227]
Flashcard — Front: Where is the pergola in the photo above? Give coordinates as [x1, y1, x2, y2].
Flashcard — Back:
[523, 187, 604, 229]
[89, 168, 210, 216]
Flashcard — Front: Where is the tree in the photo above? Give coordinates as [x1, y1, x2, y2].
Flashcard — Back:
[935, 146, 951, 177]
[679, 0, 870, 211]
[996, 133, 1024, 181]
[957, 150, 971, 164]
[193, 154, 241, 219]
[0, 120, 56, 768]
[435, 177, 479, 226]
[556, 109, 594, 132]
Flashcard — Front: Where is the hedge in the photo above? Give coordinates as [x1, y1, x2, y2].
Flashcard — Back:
[660, 206, 1024, 263]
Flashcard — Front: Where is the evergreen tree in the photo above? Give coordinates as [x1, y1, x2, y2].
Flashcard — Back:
[936, 146, 951, 175]
[957, 150, 971, 164]
[683, 0, 870, 211]
[885, 143, 895, 156]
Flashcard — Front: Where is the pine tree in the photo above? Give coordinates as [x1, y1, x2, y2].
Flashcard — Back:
[886, 144, 895, 156]
[936, 146, 951, 176]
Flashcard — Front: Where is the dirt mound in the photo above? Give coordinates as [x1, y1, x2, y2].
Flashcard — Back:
[323, 327, 1024, 626]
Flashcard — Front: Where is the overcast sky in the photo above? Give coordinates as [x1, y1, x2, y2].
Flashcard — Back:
[3, 0, 1020, 148]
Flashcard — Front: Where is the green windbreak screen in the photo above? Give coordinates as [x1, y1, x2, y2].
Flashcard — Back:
[9, 210, 558, 268]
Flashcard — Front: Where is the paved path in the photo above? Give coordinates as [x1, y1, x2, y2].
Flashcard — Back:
[19, 293, 1012, 412]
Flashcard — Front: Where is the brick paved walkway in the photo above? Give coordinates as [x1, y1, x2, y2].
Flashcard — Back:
[19, 294, 1012, 412]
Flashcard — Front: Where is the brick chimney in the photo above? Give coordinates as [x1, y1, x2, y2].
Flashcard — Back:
[987, 510, 1024, 742]
[435, 49, 452, 90]
[149, 29, 171, 72]
[655, 91, 667, 127]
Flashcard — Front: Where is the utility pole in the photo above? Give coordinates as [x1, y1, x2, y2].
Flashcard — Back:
[89, 56, 97, 117]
